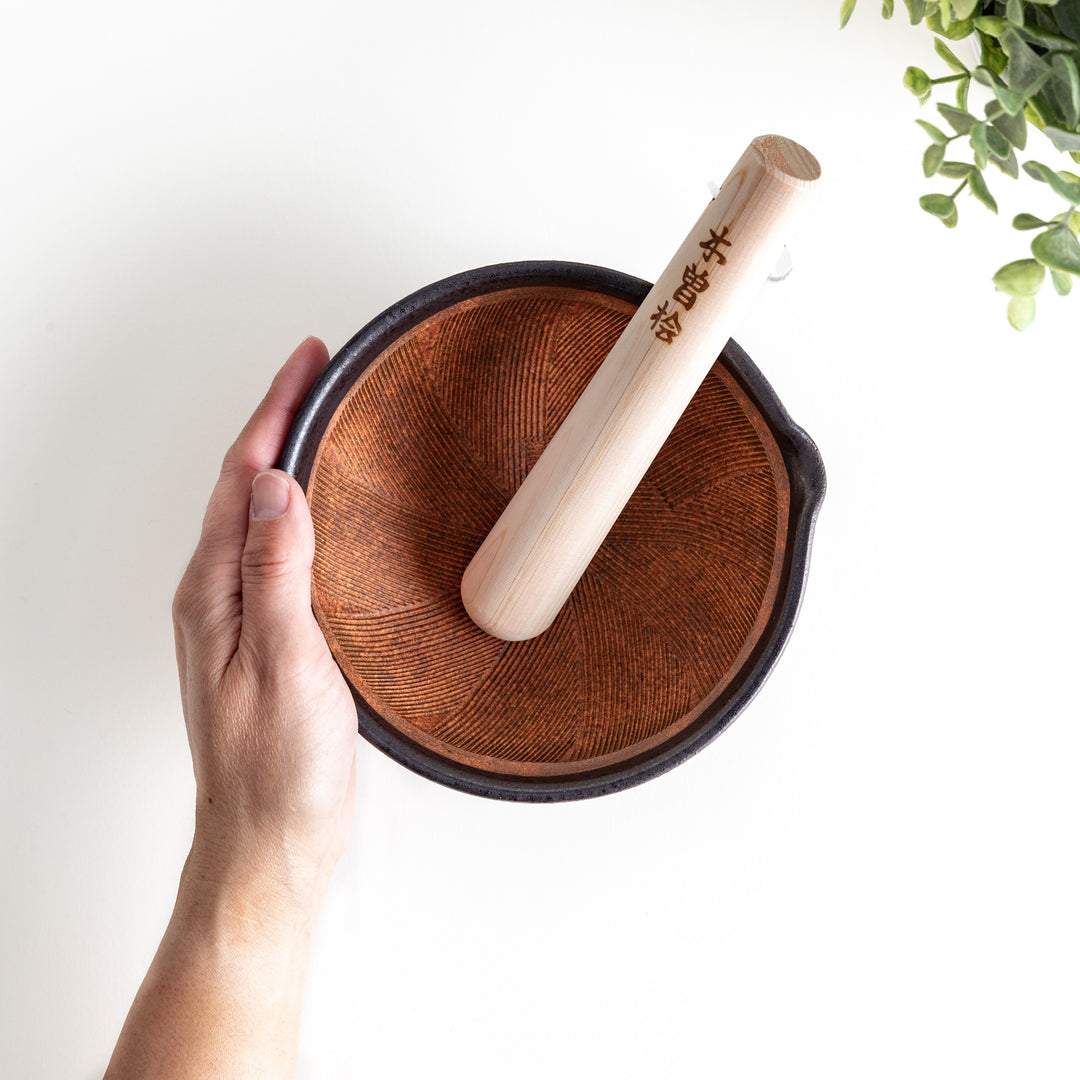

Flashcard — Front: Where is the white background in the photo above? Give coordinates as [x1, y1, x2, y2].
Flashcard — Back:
[2, 1, 1078, 1077]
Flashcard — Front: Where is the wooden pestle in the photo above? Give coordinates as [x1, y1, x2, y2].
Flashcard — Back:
[461, 135, 821, 641]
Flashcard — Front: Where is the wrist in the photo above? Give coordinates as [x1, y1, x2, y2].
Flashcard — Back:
[182, 826, 330, 939]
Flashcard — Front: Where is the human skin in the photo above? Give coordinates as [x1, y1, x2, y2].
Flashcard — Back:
[104, 337, 358, 1079]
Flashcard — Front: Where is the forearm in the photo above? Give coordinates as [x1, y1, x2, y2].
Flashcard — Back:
[104, 845, 324, 1080]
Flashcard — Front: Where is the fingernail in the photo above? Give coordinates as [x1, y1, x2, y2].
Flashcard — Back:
[251, 471, 290, 520]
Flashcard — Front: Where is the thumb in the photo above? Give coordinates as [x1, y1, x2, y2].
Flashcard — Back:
[239, 469, 318, 663]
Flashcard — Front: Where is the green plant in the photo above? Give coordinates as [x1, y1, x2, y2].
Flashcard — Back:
[842, 0, 1080, 328]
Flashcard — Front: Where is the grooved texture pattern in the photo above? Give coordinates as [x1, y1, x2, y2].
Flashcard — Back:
[307, 286, 790, 778]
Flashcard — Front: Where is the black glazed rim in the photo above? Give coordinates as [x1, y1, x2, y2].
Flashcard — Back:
[279, 260, 827, 802]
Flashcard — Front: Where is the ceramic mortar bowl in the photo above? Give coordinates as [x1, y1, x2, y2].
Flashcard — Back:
[279, 261, 825, 802]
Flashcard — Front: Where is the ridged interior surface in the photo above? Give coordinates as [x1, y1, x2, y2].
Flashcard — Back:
[307, 286, 790, 777]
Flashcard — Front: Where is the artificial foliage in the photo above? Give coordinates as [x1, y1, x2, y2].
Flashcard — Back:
[843, 0, 1080, 328]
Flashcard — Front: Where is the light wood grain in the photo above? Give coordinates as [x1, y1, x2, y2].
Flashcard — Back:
[461, 135, 820, 641]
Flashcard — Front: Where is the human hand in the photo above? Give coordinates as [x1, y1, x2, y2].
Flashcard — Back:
[106, 339, 357, 1080]
[171, 336, 357, 911]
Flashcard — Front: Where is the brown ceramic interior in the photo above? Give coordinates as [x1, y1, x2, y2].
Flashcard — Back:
[306, 285, 790, 779]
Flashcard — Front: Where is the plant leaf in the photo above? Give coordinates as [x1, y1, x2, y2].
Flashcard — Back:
[1006, 0, 1024, 25]
[1043, 126, 1080, 152]
[987, 41, 1009, 76]
[920, 193, 958, 223]
[840, 0, 858, 28]
[1023, 160, 1080, 202]
[916, 119, 950, 144]
[1000, 27, 1054, 97]
[1032, 224, 1080, 273]
[986, 99, 1028, 149]
[1051, 54, 1080, 129]
[925, 7, 968, 37]
[939, 103, 977, 133]
[903, 0, 927, 23]
[923, 142, 946, 176]
[973, 15, 1006, 34]
[919, 193, 956, 217]
[993, 258, 1046, 295]
[971, 121, 990, 167]
[1051, 268, 1074, 294]
[952, 0, 979, 17]
[1013, 212, 1051, 229]
[969, 168, 998, 212]
[956, 75, 970, 110]
[882, 0, 895, 16]
[939, 160, 974, 178]
[935, 37, 968, 72]
[1055, 0, 1080, 37]
[905, 66, 933, 102]
[941, 16, 975, 39]
[990, 147, 1020, 177]
[1007, 294, 1036, 330]
[973, 66, 1028, 114]
[1015, 23, 1075, 50]
[1015, 30, 1075, 55]
[986, 123, 1012, 158]
[1027, 91, 1065, 131]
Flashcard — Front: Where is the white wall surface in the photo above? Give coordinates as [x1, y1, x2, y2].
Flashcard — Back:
[2, 1, 1077, 1077]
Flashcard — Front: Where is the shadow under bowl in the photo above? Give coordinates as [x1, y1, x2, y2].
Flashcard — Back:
[280, 261, 825, 802]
